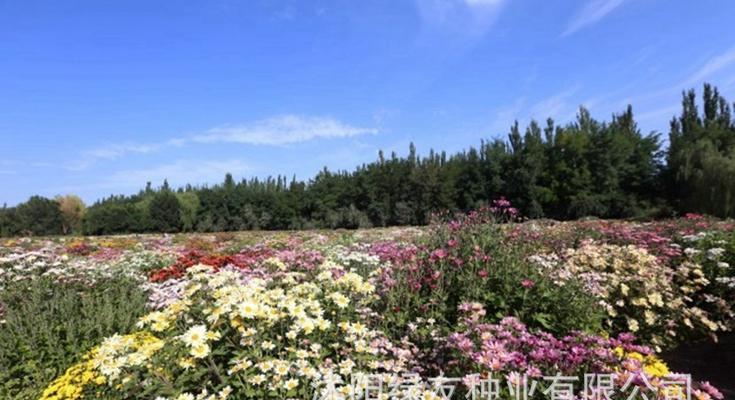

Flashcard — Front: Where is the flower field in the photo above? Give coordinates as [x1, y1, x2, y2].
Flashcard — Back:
[1, 208, 733, 400]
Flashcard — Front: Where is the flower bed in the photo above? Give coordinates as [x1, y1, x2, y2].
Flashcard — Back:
[0, 211, 732, 399]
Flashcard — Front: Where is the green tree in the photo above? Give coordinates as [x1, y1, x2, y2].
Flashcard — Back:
[176, 192, 200, 232]
[55, 194, 86, 234]
[148, 186, 182, 233]
[667, 83, 735, 217]
[15, 196, 63, 236]
[84, 202, 141, 235]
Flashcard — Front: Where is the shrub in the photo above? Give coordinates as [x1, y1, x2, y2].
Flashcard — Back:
[43, 264, 415, 399]
[14, 196, 64, 236]
[676, 229, 735, 333]
[374, 207, 604, 352]
[442, 303, 722, 400]
[530, 243, 729, 350]
[0, 275, 149, 399]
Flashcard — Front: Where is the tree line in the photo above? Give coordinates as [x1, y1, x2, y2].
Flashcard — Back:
[2, 84, 734, 236]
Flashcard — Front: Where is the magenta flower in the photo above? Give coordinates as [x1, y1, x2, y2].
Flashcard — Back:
[430, 249, 447, 260]
[699, 382, 724, 400]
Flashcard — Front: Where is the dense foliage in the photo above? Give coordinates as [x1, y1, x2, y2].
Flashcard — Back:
[2, 84, 735, 237]
[374, 201, 604, 346]
[667, 85, 735, 217]
[0, 275, 148, 399]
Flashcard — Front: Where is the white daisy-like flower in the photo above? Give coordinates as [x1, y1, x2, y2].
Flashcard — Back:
[284, 378, 299, 390]
[181, 324, 208, 347]
[190, 344, 211, 359]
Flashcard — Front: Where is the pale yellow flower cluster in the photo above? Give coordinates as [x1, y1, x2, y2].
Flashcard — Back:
[91, 332, 164, 380]
[179, 324, 221, 358]
[56, 260, 402, 398]
[562, 243, 725, 348]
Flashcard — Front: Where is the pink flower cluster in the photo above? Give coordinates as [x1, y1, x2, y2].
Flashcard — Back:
[276, 248, 324, 271]
[445, 303, 724, 400]
[489, 197, 520, 220]
[447, 303, 628, 376]
[594, 222, 682, 262]
[368, 242, 419, 292]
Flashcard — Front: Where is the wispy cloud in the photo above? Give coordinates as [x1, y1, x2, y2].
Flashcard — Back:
[0, 159, 52, 176]
[68, 144, 164, 171]
[575, 46, 735, 133]
[192, 115, 377, 146]
[626, 47, 735, 129]
[681, 46, 735, 87]
[105, 159, 251, 189]
[71, 115, 376, 171]
[415, 0, 506, 35]
[562, 0, 626, 37]
[614, 45, 735, 110]
[636, 104, 680, 124]
[84, 143, 162, 160]
[528, 88, 579, 121]
[487, 88, 584, 136]
[487, 96, 526, 135]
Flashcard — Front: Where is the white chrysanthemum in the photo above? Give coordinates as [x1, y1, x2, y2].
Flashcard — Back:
[329, 292, 350, 309]
[181, 324, 208, 347]
[237, 300, 259, 319]
[190, 344, 211, 359]
[284, 378, 299, 390]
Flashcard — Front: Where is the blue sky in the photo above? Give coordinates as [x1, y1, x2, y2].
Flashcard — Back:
[2, 0, 735, 206]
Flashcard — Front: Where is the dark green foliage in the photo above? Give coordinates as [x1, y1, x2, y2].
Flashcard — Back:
[0, 276, 149, 399]
[84, 201, 145, 235]
[667, 84, 735, 217]
[63, 101, 670, 234]
[148, 185, 182, 233]
[1, 196, 63, 236]
[3, 83, 735, 236]
[0, 206, 16, 237]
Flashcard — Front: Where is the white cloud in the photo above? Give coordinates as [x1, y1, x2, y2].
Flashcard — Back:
[682, 46, 735, 87]
[192, 115, 377, 146]
[0, 159, 52, 175]
[528, 88, 578, 120]
[636, 104, 680, 123]
[487, 96, 526, 135]
[486, 88, 584, 138]
[415, 0, 506, 35]
[68, 143, 166, 171]
[106, 159, 250, 189]
[576, 47, 735, 133]
[85, 143, 161, 160]
[464, 0, 504, 7]
[70, 115, 376, 170]
[615, 45, 735, 110]
[562, 0, 626, 37]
